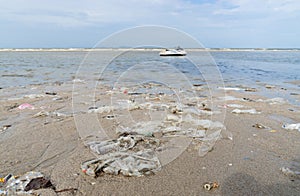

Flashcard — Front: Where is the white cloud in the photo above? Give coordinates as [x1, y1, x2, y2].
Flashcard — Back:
[0, 0, 299, 47]
[1, 0, 298, 28]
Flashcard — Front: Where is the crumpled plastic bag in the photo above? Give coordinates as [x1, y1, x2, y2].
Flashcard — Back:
[0, 171, 53, 195]
[82, 135, 161, 177]
[81, 150, 161, 177]
[282, 123, 300, 132]
[231, 109, 261, 114]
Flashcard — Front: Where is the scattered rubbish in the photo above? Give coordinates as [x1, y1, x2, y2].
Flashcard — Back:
[245, 88, 257, 92]
[187, 129, 206, 138]
[269, 130, 277, 133]
[33, 111, 72, 118]
[282, 123, 300, 132]
[127, 92, 143, 96]
[203, 182, 219, 191]
[231, 109, 261, 114]
[116, 121, 161, 136]
[257, 97, 286, 105]
[103, 115, 115, 119]
[55, 188, 78, 193]
[265, 85, 275, 89]
[226, 104, 245, 108]
[52, 97, 63, 101]
[18, 103, 35, 110]
[0, 125, 11, 132]
[193, 84, 203, 87]
[0, 174, 13, 183]
[228, 163, 233, 166]
[243, 157, 252, 161]
[73, 79, 85, 83]
[33, 110, 50, 117]
[45, 92, 57, 95]
[82, 150, 161, 177]
[165, 114, 181, 122]
[88, 106, 114, 114]
[82, 134, 161, 177]
[218, 87, 241, 91]
[220, 96, 242, 101]
[242, 97, 255, 102]
[290, 92, 299, 96]
[280, 167, 300, 179]
[23, 94, 45, 99]
[0, 171, 54, 195]
[252, 123, 269, 129]
[88, 136, 137, 155]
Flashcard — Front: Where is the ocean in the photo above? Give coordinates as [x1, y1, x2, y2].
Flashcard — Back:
[0, 49, 299, 105]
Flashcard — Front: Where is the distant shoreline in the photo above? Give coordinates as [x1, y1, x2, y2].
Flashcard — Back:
[0, 48, 300, 52]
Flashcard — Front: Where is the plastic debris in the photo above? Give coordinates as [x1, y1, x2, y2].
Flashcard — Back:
[0, 171, 54, 195]
[242, 97, 255, 102]
[265, 85, 275, 89]
[244, 88, 257, 92]
[252, 123, 269, 129]
[88, 136, 136, 155]
[218, 87, 241, 91]
[282, 123, 300, 132]
[88, 106, 114, 114]
[116, 121, 161, 136]
[0, 125, 11, 132]
[18, 103, 35, 110]
[231, 109, 261, 114]
[203, 182, 219, 191]
[82, 134, 161, 177]
[0, 174, 13, 183]
[45, 92, 57, 95]
[257, 97, 286, 105]
[23, 94, 45, 99]
[33, 111, 72, 118]
[226, 104, 245, 108]
[220, 96, 242, 101]
[280, 167, 300, 179]
[82, 150, 161, 177]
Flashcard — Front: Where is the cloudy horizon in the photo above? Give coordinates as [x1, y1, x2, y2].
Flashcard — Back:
[1, 0, 300, 48]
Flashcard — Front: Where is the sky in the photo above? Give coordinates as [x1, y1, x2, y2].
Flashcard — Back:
[1, 0, 300, 48]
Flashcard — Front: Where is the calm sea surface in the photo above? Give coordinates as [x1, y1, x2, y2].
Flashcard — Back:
[0, 50, 299, 104]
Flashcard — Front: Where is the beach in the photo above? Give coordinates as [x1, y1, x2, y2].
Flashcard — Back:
[0, 50, 300, 195]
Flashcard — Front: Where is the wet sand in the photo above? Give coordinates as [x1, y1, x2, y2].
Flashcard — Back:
[0, 81, 300, 195]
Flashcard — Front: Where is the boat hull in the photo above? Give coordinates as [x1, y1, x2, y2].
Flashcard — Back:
[159, 53, 186, 56]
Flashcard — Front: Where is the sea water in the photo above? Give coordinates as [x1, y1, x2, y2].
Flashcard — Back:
[0, 49, 299, 104]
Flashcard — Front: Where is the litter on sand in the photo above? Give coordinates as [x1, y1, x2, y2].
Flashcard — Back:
[280, 167, 300, 179]
[0, 125, 11, 132]
[282, 123, 300, 132]
[80, 85, 228, 178]
[218, 87, 241, 91]
[18, 103, 35, 110]
[82, 135, 161, 177]
[203, 182, 219, 191]
[257, 97, 286, 105]
[252, 123, 269, 129]
[231, 109, 261, 114]
[0, 171, 54, 195]
[82, 150, 161, 177]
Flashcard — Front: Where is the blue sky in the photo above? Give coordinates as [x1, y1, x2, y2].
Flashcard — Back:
[1, 0, 300, 48]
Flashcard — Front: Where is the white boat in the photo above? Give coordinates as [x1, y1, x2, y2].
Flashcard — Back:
[159, 47, 187, 56]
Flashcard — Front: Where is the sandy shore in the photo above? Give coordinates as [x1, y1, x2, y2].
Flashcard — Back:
[0, 81, 299, 195]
